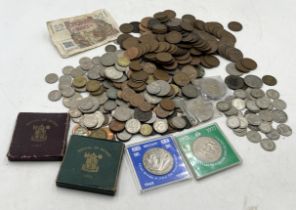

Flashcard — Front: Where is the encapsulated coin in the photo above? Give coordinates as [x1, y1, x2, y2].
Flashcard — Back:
[246, 130, 261, 143]
[192, 137, 222, 163]
[45, 73, 59, 84]
[142, 148, 174, 176]
[48, 90, 62, 101]
[260, 139, 276, 152]
[201, 78, 226, 99]
[125, 118, 141, 134]
[277, 124, 292, 137]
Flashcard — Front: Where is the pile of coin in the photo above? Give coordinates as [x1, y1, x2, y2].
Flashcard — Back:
[217, 73, 292, 151]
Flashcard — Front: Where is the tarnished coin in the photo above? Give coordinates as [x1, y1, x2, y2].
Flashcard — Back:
[277, 124, 292, 137]
[256, 97, 271, 109]
[272, 110, 288, 123]
[48, 90, 62, 101]
[227, 116, 240, 129]
[181, 84, 198, 98]
[125, 118, 141, 134]
[101, 52, 116, 66]
[153, 119, 168, 133]
[68, 108, 82, 118]
[62, 66, 75, 75]
[116, 129, 132, 142]
[171, 116, 186, 129]
[262, 75, 277, 86]
[258, 110, 273, 122]
[72, 125, 90, 136]
[250, 88, 265, 98]
[82, 114, 98, 128]
[234, 89, 247, 99]
[142, 148, 174, 175]
[103, 100, 117, 112]
[266, 129, 280, 140]
[246, 113, 261, 125]
[216, 101, 231, 112]
[109, 120, 125, 132]
[260, 139, 276, 152]
[61, 87, 75, 98]
[266, 89, 280, 99]
[226, 63, 243, 76]
[259, 122, 272, 133]
[244, 75, 263, 88]
[228, 21, 243, 32]
[113, 106, 132, 121]
[246, 100, 260, 112]
[272, 99, 287, 110]
[45, 73, 59, 84]
[225, 75, 244, 90]
[105, 44, 117, 52]
[246, 130, 261, 143]
[140, 124, 153, 136]
[90, 128, 107, 139]
[192, 137, 222, 163]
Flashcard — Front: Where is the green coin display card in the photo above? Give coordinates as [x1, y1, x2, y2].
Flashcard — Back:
[56, 135, 124, 195]
[175, 123, 241, 179]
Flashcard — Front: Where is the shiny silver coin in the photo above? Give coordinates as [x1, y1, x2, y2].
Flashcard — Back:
[231, 98, 245, 110]
[266, 129, 280, 140]
[48, 90, 62, 101]
[153, 119, 168, 133]
[246, 130, 262, 143]
[146, 81, 161, 95]
[272, 99, 287, 110]
[82, 114, 98, 128]
[142, 148, 174, 175]
[192, 137, 222, 163]
[45, 73, 59, 84]
[277, 124, 292, 137]
[156, 80, 171, 96]
[125, 118, 141, 134]
[104, 67, 123, 80]
[93, 111, 105, 128]
[260, 139, 276, 152]
[266, 89, 280, 99]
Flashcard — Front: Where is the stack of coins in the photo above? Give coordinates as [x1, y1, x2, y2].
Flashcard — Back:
[217, 73, 292, 151]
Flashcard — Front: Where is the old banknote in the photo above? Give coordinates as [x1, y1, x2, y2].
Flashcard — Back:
[47, 9, 120, 58]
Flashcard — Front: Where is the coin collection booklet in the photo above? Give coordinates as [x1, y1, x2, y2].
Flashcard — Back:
[126, 135, 191, 192]
[56, 135, 124, 195]
[7, 113, 70, 161]
[175, 123, 241, 179]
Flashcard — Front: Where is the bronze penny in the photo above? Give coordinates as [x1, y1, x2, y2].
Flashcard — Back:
[156, 52, 173, 63]
[131, 71, 148, 81]
[119, 23, 134, 33]
[129, 93, 145, 107]
[181, 65, 197, 80]
[165, 31, 182, 44]
[142, 62, 157, 74]
[153, 69, 170, 81]
[154, 105, 172, 118]
[241, 58, 257, 70]
[125, 46, 140, 60]
[129, 60, 142, 71]
[138, 101, 153, 112]
[109, 120, 125, 132]
[235, 60, 250, 73]
[228, 21, 243, 32]
[160, 98, 175, 111]
[122, 37, 139, 49]
[202, 55, 220, 68]
[262, 75, 277, 86]
[173, 72, 190, 86]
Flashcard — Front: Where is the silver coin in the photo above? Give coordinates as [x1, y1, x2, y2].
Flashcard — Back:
[93, 111, 105, 128]
[266, 89, 280, 99]
[277, 124, 292, 137]
[224, 106, 239, 116]
[246, 113, 261, 126]
[95, 92, 109, 105]
[272, 99, 287, 110]
[216, 101, 231, 112]
[62, 66, 75, 75]
[45, 73, 59, 84]
[101, 52, 116, 66]
[233, 129, 247, 137]
[106, 88, 118, 99]
[246, 130, 261, 143]
[48, 90, 62, 101]
[147, 82, 161, 95]
[272, 110, 288, 123]
[250, 88, 265, 98]
[61, 87, 75, 98]
[70, 68, 84, 78]
[226, 116, 240, 129]
[192, 137, 222, 163]
[143, 91, 162, 104]
[92, 56, 101, 65]
[246, 100, 260, 112]
[156, 80, 171, 96]
[226, 63, 243, 76]
[62, 93, 82, 108]
[238, 116, 248, 129]
[260, 139, 276, 152]
[78, 97, 94, 111]
[82, 114, 98, 128]
[153, 119, 168, 133]
[87, 68, 101, 80]
[103, 100, 117, 112]
[113, 106, 132, 121]
[116, 129, 132, 142]
[266, 129, 280, 140]
[231, 98, 245, 110]
[171, 116, 186, 129]
[104, 67, 123, 80]
[258, 110, 273, 122]
[125, 118, 141, 134]
[248, 124, 260, 132]
[259, 122, 272, 134]
[244, 75, 263, 88]
[234, 89, 247, 99]
[142, 148, 174, 175]
[145, 112, 157, 124]
[256, 97, 271, 109]
[69, 108, 82, 118]
[79, 57, 94, 70]
[201, 78, 226, 99]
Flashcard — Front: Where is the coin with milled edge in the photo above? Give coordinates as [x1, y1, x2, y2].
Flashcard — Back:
[142, 148, 174, 176]
[192, 137, 222, 163]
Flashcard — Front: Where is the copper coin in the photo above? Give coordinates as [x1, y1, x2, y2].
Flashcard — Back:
[109, 120, 125, 132]
[129, 60, 142, 71]
[202, 55, 220, 68]
[153, 69, 170, 81]
[165, 31, 182, 44]
[173, 72, 190, 86]
[129, 93, 145, 107]
[138, 101, 153, 112]
[160, 98, 175, 111]
[131, 71, 148, 81]
[241, 58, 257, 70]
[122, 37, 139, 49]
[228, 21, 243, 32]
[156, 52, 173, 63]
[119, 23, 134, 33]
[262, 75, 277, 86]
[154, 105, 172, 118]
[126, 47, 140, 60]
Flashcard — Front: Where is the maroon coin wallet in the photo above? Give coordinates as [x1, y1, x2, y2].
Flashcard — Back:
[7, 112, 70, 161]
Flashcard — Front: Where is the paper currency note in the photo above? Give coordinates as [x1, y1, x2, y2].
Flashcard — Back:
[47, 9, 120, 58]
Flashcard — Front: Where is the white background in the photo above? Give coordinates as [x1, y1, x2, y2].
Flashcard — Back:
[0, 0, 295, 210]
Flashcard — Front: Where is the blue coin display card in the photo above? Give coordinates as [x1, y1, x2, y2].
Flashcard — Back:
[126, 135, 191, 192]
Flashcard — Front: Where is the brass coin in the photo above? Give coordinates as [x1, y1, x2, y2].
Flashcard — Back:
[90, 128, 107, 139]
[72, 76, 87, 88]
[262, 75, 277, 86]
[86, 80, 101, 92]
[140, 124, 153, 136]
